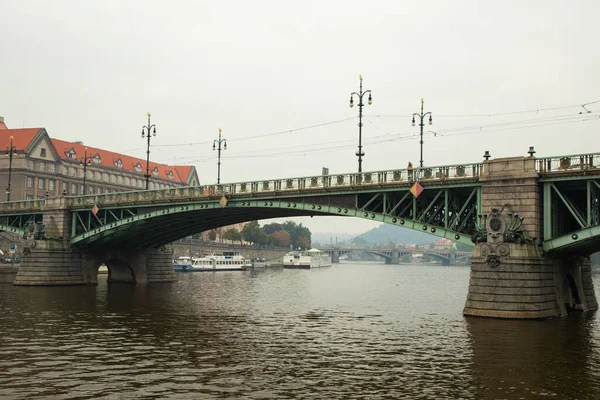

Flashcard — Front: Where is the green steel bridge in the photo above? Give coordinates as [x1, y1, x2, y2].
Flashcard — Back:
[0, 151, 599, 255]
[1, 150, 598, 319]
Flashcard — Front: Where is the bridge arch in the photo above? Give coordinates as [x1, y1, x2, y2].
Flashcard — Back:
[69, 198, 476, 250]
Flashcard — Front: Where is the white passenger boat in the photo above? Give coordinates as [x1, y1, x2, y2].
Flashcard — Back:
[283, 248, 332, 269]
[176, 252, 250, 272]
[173, 256, 194, 271]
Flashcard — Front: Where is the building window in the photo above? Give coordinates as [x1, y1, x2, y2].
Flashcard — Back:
[38, 162, 45, 172]
[152, 167, 159, 176]
[167, 171, 174, 180]
[117, 176, 123, 184]
[40, 148, 47, 157]
[62, 182, 68, 193]
[26, 176, 34, 188]
[79, 169, 85, 178]
[29, 160, 35, 170]
[134, 163, 142, 172]
[71, 183, 77, 194]
[71, 168, 77, 177]
[95, 171, 101, 181]
[66, 149, 76, 159]
[93, 154, 101, 164]
[97, 187, 102, 194]
[26, 195, 33, 200]
[48, 180, 55, 191]
[49, 164, 56, 173]
[114, 159, 123, 169]
[88, 187, 94, 194]
[110, 175, 116, 183]
[63, 166, 68, 175]
[38, 179, 45, 190]
[124, 177, 130, 186]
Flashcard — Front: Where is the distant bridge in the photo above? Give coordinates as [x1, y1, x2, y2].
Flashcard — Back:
[320, 247, 472, 265]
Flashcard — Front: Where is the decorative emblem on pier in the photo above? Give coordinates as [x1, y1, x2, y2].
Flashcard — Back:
[21, 221, 47, 255]
[471, 206, 533, 268]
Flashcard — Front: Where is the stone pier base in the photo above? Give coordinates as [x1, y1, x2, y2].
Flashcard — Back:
[13, 241, 176, 286]
[13, 241, 85, 286]
[145, 246, 177, 283]
[0, 264, 19, 284]
[464, 243, 598, 319]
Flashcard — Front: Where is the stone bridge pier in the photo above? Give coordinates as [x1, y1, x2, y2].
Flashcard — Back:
[463, 156, 598, 319]
[12, 198, 176, 286]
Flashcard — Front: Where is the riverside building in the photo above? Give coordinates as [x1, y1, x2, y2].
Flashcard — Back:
[0, 116, 199, 200]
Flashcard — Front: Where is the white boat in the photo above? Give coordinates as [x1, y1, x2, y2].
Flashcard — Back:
[177, 252, 250, 272]
[251, 258, 270, 269]
[173, 256, 194, 271]
[283, 248, 332, 269]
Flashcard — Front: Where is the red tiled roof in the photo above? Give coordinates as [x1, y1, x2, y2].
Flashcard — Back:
[51, 138, 190, 183]
[0, 128, 41, 151]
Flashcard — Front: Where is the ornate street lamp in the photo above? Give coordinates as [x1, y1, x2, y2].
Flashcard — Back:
[80, 147, 93, 195]
[212, 128, 227, 184]
[411, 98, 433, 168]
[5, 135, 16, 201]
[349, 75, 372, 173]
[141, 112, 157, 190]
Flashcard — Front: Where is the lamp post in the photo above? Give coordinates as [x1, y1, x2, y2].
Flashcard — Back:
[5, 136, 16, 201]
[349, 75, 372, 173]
[80, 147, 93, 195]
[212, 128, 227, 184]
[141, 112, 157, 190]
[411, 98, 433, 168]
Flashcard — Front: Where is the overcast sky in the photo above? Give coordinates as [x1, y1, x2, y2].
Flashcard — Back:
[2, 1, 599, 234]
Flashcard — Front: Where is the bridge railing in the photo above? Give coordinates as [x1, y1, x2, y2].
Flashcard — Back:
[536, 153, 600, 174]
[63, 162, 483, 207]
[0, 199, 46, 212]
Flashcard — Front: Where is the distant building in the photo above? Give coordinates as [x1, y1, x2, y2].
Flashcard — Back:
[434, 238, 454, 250]
[0, 116, 199, 200]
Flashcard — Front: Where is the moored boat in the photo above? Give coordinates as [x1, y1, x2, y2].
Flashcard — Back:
[283, 248, 332, 269]
[251, 258, 269, 269]
[173, 256, 194, 271]
[177, 252, 250, 272]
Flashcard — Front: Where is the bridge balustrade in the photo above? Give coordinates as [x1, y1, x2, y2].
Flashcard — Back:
[536, 153, 600, 174]
[55, 162, 483, 208]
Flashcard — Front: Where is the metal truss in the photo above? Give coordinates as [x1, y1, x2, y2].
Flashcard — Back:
[543, 178, 600, 253]
[355, 186, 481, 239]
[0, 213, 43, 237]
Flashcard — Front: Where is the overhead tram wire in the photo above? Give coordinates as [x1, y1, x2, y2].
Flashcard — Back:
[151, 117, 357, 149]
[157, 113, 600, 165]
[363, 99, 600, 119]
[151, 101, 600, 164]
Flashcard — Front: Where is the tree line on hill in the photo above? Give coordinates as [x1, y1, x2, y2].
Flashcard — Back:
[210, 221, 311, 248]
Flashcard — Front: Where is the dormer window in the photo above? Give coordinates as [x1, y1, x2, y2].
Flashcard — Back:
[167, 171, 174, 180]
[93, 154, 101, 164]
[134, 163, 142, 173]
[114, 159, 123, 169]
[65, 149, 76, 159]
[152, 167, 159, 176]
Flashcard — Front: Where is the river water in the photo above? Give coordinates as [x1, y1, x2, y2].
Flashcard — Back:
[1, 262, 599, 399]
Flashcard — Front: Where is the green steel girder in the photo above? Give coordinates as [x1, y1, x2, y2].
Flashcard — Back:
[0, 213, 43, 237]
[542, 178, 600, 254]
[543, 179, 600, 240]
[544, 226, 600, 254]
[70, 185, 481, 250]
